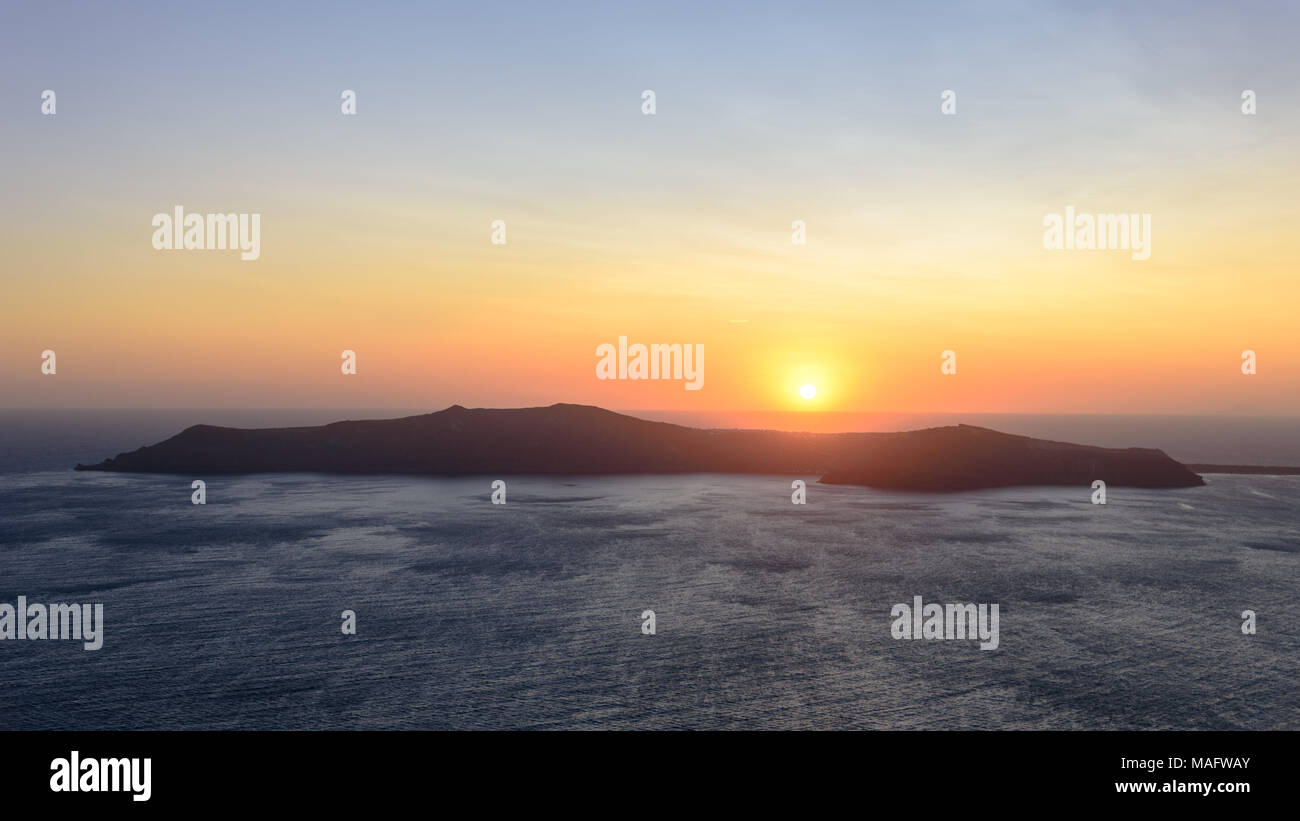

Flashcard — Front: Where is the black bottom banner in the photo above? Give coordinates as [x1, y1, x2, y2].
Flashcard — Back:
[3, 730, 1285, 809]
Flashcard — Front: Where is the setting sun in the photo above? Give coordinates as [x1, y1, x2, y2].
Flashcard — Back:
[800, 384, 817, 400]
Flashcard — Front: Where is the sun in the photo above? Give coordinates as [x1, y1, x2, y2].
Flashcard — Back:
[799, 383, 817, 400]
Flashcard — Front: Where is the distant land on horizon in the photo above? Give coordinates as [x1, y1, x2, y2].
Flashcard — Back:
[75, 403, 1216, 491]
[1185, 464, 1300, 475]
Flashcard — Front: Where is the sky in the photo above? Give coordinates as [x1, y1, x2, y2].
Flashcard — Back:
[2, 0, 1298, 419]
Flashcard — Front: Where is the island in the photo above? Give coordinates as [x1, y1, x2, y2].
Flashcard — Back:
[1184, 464, 1300, 476]
[75, 403, 1206, 491]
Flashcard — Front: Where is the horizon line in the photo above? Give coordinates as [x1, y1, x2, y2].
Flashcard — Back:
[2, 406, 1299, 420]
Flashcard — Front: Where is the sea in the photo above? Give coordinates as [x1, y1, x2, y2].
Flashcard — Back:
[0, 410, 1296, 730]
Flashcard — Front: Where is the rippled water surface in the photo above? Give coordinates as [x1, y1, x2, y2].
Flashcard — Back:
[1, 468, 1296, 730]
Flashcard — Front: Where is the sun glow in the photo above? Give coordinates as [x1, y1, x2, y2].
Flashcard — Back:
[799, 384, 817, 400]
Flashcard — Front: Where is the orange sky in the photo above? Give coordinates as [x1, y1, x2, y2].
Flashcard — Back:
[3, 3, 1298, 418]
[6, 204, 1296, 416]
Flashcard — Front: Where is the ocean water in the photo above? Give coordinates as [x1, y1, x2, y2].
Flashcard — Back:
[1, 463, 1296, 730]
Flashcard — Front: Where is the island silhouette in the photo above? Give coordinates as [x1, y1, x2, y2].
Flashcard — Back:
[74, 403, 1207, 491]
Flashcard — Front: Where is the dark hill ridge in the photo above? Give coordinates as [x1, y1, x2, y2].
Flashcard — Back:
[819, 423, 1203, 490]
[74, 403, 1205, 491]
